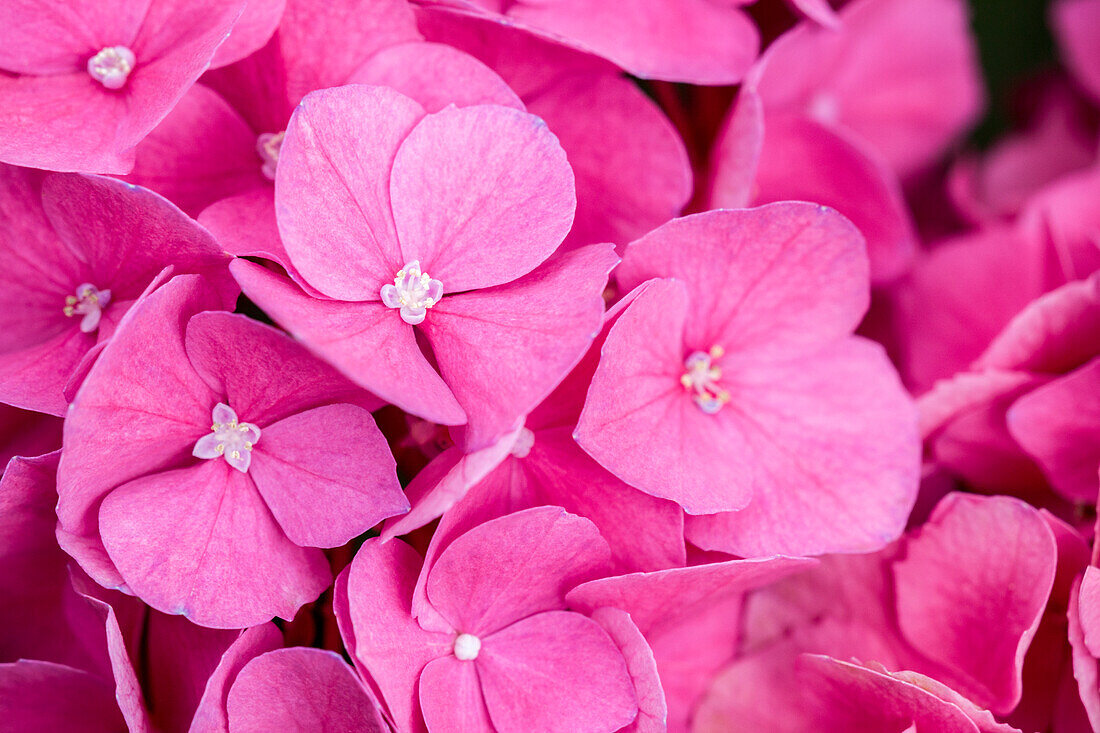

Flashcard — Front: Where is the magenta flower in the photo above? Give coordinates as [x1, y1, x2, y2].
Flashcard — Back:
[381, 284, 685, 573]
[695, 493, 1059, 731]
[0, 0, 280, 174]
[418, 9, 692, 250]
[0, 165, 236, 416]
[414, 0, 759, 84]
[57, 274, 407, 628]
[575, 205, 920, 556]
[1053, 0, 1100, 105]
[232, 83, 617, 448]
[708, 0, 984, 281]
[340, 507, 641, 732]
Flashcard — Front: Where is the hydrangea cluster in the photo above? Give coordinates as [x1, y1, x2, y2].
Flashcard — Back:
[1, 0, 1098, 731]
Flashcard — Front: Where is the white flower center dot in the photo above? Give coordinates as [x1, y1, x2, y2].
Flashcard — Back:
[256, 131, 285, 181]
[64, 283, 111, 334]
[380, 260, 443, 326]
[192, 403, 261, 473]
[511, 427, 535, 458]
[681, 345, 730, 414]
[454, 633, 481, 661]
[87, 46, 135, 90]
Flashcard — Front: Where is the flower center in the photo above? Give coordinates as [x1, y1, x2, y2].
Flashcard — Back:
[192, 403, 261, 473]
[87, 46, 136, 90]
[64, 283, 111, 334]
[681, 346, 730, 414]
[380, 260, 444, 326]
[256, 131, 285, 181]
[453, 633, 481, 661]
[511, 427, 535, 458]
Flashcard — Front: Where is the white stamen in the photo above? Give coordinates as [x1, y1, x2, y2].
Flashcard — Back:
[63, 283, 111, 334]
[454, 633, 481, 661]
[192, 403, 261, 473]
[256, 131, 285, 181]
[511, 427, 535, 458]
[681, 345, 730, 414]
[380, 260, 444, 325]
[87, 46, 136, 90]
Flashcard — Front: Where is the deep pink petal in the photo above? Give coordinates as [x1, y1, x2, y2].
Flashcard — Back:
[276, 84, 424, 299]
[389, 104, 575, 292]
[99, 460, 330, 628]
[1069, 576, 1100, 730]
[347, 538, 449, 733]
[707, 84, 764, 210]
[892, 493, 1057, 713]
[57, 274, 224, 590]
[422, 244, 616, 449]
[190, 624, 282, 733]
[418, 655, 494, 732]
[685, 338, 920, 557]
[0, 660, 125, 733]
[617, 205, 870, 360]
[426, 507, 612, 636]
[249, 404, 407, 547]
[230, 259, 465, 425]
[1008, 359, 1100, 501]
[1053, 0, 1100, 104]
[124, 84, 266, 216]
[227, 648, 386, 732]
[209, 0, 285, 68]
[477, 611, 637, 733]
[348, 41, 522, 112]
[590, 608, 666, 733]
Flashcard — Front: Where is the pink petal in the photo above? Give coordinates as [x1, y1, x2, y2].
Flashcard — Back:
[230, 259, 465, 425]
[249, 404, 407, 547]
[276, 84, 424, 300]
[0, 660, 125, 733]
[477, 611, 637, 733]
[1080, 566, 1100, 657]
[209, 0, 285, 68]
[707, 84, 764, 210]
[227, 648, 386, 732]
[686, 338, 920, 557]
[426, 507, 612, 636]
[346, 539, 449, 733]
[99, 460, 330, 628]
[507, 0, 759, 84]
[1068, 576, 1100, 730]
[389, 103, 575, 292]
[418, 655, 495, 732]
[616, 205, 870, 361]
[0, 328, 94, 416]
[789, 0, 842, 27]
[575, 278, 752, 515]
[422, 244, 616, 449]
[892, 493, 1058, 713]
[348, 41, 523, 112]
[590, 608, 666, 733]
[57, 274, 225, 591]
[1008, 359, 1100, 501]
[124, 83, 266, 216]
[190, 624, 282, 733]
[1053, 0, 1100, 104]
[1017, 164, 1100, 284]
[0, 0, 149, 74]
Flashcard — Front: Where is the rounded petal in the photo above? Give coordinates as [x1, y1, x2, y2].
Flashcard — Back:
[249, 404, 407, 547]
[190, 624, 283, 733]
[99, 461, 330, 628]
[590, 608, 666, 733]
[227, 648, 386, 732]
[390, 103, 575, 291]
[209, 0, 285, 68]
[1053, 0, 1100, 104]
[0, 660, 125, 733]
[418, 655, 495, 732]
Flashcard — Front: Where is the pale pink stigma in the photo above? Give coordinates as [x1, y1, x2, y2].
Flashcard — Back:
[681, 346, 730, 414]
[192, 403, 262, 473]
[380, 260, 444, 325]
[511, 427, 536, 458]
[87, 46, 136, 90]
[63, 283, 111, 334]
[256, 131, 286, 181]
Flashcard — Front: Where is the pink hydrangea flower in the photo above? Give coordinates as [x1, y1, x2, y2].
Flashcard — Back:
[413, 0, 759, 84]
[232, 83, 617, 449]
[0, 165, 236, 416]
[0, 0, 282, 174]
[341, 507, 640, 732]
[381, 284, 685, 573]
[417, 8, 692, 250]
[694, 493, 1059, 731]
[57, 274, 407, 628]
[575, 204, 920, 556]
[708, 0, 984, 281]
